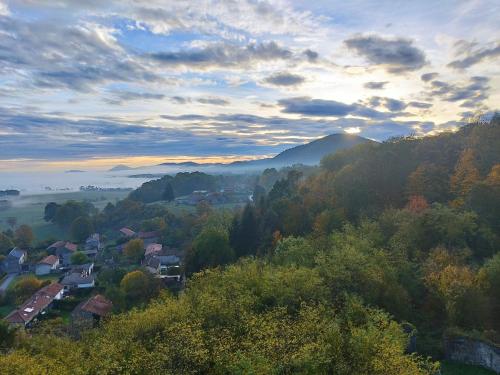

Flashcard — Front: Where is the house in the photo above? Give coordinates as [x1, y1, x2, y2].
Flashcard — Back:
[144, 248, 183, 281]
[48, 241, 78, 266]
[61, 263, 95, 290]
[85, 233, 102, 251]
[35, 255, 59, 276]
[119, 227, 136, 238]
[144, 256, 161, 274]
[138, 231, 160, 247]
[2, 247, 27, 273]
[70, 262, 94, 275]
[71, 294, 113, 332]
[61, 272, 95, 290]
[144, 243, 162, 257]
[83, 233, 102, 259]
[4, 283, 64, 327]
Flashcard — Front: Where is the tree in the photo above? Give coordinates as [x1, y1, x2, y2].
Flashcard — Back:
[123, 239, 144, 262]
[406, 164, 450, 203]
[406, 195, 429, 213]
[186, 228, 234, 274]
[14, 224, 34, 249]
[52, 201, 95, 229]
[6, 217, 17, 230]
[485, 164, 500, 187]
[120, 270, 157, 306]
[11, 276, 43, 304]
[450, 148, 481, 202]
[0, 320, 16, 353]
[70, 216, 94, 243]
[229, 204, 259, 258]
[162, 183, 175, 201]
[70, 251, 89, 265]
[43, 202, 60, 222]
[479, 253, 500, 331]
[0, 233, 14, 255]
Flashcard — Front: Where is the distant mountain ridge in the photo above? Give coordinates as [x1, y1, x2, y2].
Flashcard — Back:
[109, 164, 134, 172]
[157, 133, 373, 170]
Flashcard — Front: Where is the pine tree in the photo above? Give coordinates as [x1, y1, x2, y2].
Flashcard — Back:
[162, 183, 175, 202]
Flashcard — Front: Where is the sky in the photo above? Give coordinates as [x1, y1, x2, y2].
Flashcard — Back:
[0, 0, 498, 171]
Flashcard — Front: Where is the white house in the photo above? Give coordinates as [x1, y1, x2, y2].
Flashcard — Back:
[35, 255, 60, 276]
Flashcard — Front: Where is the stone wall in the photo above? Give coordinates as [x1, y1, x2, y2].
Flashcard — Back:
[444, 335, 500, 373]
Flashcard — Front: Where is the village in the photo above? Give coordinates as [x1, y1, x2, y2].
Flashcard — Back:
[0, 226, 184, 333]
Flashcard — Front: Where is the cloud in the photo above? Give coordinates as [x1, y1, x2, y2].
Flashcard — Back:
[278, 97, 404, 119]
[344, 34, 426, 73]
[364, 81, 388, 89]
[150, 41, 292, 69]
[105, 91, 165, 105]
[365, 96, 432, 111]
[264, 72, 305, 86]
[425, 76, 490, 107]
[0, 1, 9, 15]
[303, 49, 319, 62]
[168, 96, 230, 106]
[408, 101, 432, 109]
[448, 42, 500, 69]
[0, 17, 159, 91]
[196, 97, 230, 106]
[421, 72, 438, 82]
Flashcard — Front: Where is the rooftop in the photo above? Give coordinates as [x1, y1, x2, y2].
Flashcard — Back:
[38, 255, 59, 266]
[5, 283, 63, 325]
[8, 247, 26, 259]
[75, 294, 113, 317]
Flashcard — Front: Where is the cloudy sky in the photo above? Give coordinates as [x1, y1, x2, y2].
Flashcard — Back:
[0, 0, 498, 171]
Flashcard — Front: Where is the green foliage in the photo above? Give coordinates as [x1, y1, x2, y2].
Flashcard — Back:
[10, 276, 43, 304]
[0, 260, 438, 374]
[70, 216, 94, 243]
[14, 224, 34, 248]
[120, 270, 159, 307]
[123, 239, 144, 263]
[272, 236, 317, 267]
[129, 172, 217, 203]
[229, 204, 260, 257]
[43, 202, 60, 222]
[70, 251, 89, 265]
[162, 183, 175, 202]
[441, 360, 495, 375]
[0, 232, 14, 255]
[186, 228, 234, 274]
[49, 200, 96, 229]
[0, 319, 17, 353]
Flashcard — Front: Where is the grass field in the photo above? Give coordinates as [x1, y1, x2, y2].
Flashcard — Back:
[0, 190, 130, 241]
[441, 360, 495, 375]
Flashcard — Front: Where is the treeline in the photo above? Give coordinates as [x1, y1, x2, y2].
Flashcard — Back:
[128, 171, 256, 203]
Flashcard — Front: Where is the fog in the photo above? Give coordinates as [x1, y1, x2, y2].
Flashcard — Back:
[0, 164, 257, 195]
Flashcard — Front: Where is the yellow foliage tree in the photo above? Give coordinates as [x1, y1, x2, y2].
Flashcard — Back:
[450, 149, 480, 203]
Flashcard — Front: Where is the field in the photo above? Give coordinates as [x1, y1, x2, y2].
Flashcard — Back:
[0, 191, 129, 240]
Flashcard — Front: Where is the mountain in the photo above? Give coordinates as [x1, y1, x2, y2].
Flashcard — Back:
[109, 164, 134, 172]
[228, 133, 373, 169]
[155, 133, 373, 172]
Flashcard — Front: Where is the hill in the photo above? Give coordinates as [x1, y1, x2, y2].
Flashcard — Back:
[267, 133, 372, 166]
[109, 164, 134, 172]
[157, 133, 373, 171]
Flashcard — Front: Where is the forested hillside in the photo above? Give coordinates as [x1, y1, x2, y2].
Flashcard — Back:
[0, 116, 499, 374]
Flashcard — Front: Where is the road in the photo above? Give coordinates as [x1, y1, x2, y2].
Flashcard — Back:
[0, 273, 17, 293]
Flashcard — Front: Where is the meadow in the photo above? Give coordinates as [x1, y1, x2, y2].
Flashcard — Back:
[0, 191, 129, 241]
